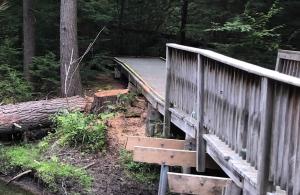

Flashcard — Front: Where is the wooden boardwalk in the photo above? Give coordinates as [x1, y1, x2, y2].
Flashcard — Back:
[114, 45, 300, 195]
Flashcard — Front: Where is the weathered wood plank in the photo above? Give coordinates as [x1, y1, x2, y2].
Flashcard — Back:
[196, 54, 206, 172]
[133, 146, 196, 167]
[163, 47, 171, 137]
[167, 43, 300, 88]
[168, 172, 231, 195]
[125, 136, 185, 151]
[204, 134, 258, 188]
[257, 78, 273, 195]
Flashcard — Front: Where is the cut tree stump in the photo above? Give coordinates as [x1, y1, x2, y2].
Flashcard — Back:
[0, 96, 86, 134]
[91, 89, 128, 113]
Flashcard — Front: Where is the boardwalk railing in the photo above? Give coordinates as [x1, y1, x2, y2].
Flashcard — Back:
[164, 43, 300, 195]
[276, 49, 300, 77]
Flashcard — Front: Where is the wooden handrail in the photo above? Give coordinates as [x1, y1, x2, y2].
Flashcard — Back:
[167, 43, 300, 87]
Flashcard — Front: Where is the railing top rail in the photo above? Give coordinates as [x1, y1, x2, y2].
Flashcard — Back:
[167, 43, 300, 87]
[277, 49, 300, 61]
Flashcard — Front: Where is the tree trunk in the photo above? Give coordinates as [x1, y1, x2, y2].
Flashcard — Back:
[179, 0, 188, 44]
[60, 0, 82, 97]
[23, 0, 35, 81]
[0, 96, 86, 134]
[117, 0, 125, 54]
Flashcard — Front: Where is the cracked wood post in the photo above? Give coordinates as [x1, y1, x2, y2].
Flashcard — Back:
[258, 77, 274, 195]
[159, 45, 171, 195]
[163, 46, 171, 138]
[196, 54, 206, 172]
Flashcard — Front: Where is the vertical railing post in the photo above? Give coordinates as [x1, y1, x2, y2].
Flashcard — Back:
[160, 46, 171, 195]
[196, 54, 206, 172]
[163, 46, 171, 138]
[258, 77, 274, 195]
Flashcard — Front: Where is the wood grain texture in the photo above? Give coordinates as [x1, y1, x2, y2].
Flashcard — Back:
[125, 136, 185, 151]
[0, 96, 86, 133]
[168, 172, 231, 195]
[133, 146, 196, 167]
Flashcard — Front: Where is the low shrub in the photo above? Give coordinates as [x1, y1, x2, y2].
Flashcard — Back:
[51, 112, 106, 152]
[0, 64, 32, 104]
[0, 145, 92, 193]
[119, 149, 159, 183]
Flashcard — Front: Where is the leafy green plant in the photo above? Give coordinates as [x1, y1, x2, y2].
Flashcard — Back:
[119, 149, 159, 183]
[0, 64, 32, 104]
[0, 145, 92, 193]
[30, 52, 59, 93]
[206, 0, 283, 67]
[0, 38, 21, 68]
[51, 112, 106, 152]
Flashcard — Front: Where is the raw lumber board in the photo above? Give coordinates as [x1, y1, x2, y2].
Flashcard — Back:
[168, 172, 231, 195]
[133, 146, 196, 167]
[125, 136, 185, 151]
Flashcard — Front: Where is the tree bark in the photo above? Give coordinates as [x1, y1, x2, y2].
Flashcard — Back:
[60, 0, 82, 97]
[117, 0, 125, 54]
[0, 96, 86, 134]
[179, 0, 188, 44]
[23, 0, 35, 81]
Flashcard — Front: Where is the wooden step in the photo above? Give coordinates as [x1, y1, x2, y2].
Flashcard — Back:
[133, 146, 196, 167]
[168, 172, 233, 195]
[125, 136, 185, 151]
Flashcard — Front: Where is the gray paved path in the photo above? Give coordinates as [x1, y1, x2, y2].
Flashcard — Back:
[115, 57, 166, 98]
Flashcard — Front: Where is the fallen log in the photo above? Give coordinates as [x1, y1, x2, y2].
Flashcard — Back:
[0, 96, 86, 134]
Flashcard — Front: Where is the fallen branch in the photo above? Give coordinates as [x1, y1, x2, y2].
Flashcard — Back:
[81, 162, 96, 170]
[6, 170, 32, 184]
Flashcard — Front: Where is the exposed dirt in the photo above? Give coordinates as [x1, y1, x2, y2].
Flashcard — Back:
[84, 73, 127, 97]
[58, 96, 158, 195]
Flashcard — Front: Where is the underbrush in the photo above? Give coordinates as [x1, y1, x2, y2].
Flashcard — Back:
[0, 112, 110, 194]
[47, 111, 107, 152]
[0, 145, 92, 193]
[119, 149, 160, 183]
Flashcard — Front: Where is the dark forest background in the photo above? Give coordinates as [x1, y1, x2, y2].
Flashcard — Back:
[1, 0, 300, 103]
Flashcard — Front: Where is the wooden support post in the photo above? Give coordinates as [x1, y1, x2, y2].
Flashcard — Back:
[158, 164, 169, 195]
[224, 181, 242, 195]
[163, 46, 171, 138]
[114, 67, 121, 79]
[258, 77, 274, 195]
[182, 134, 196, 175]
[125, 136, 185, 151]
[146, 103, 162, 137]
[196, 54, 206, 172]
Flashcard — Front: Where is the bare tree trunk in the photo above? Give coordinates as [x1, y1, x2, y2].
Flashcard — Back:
[0, 96, 87, 134]
[23, 0, 35, 81]
[118, 0, 125, 54]
[60, 0, 82, 97]
[179, 0, 188, 44]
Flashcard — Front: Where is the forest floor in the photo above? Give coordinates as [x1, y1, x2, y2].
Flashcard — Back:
[58, 97, 159, 195]
[0, 72, 159, 195]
